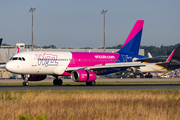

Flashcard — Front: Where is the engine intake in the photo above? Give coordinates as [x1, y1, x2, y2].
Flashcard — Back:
[21, 75, 47, 81]
[71, 70, 96, 82]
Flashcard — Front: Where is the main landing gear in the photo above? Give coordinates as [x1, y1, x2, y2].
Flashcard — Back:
[145, 73, 153, 78]
[86, 81, 96, 86]
[53, 76, 63, 86]
[22, 74, 29, 86]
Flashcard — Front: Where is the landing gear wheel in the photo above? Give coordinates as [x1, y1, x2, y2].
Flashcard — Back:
[86, 81, 96, 86]
[23, 82, 29, 86]
[57, 79, 63, 86]
[53, 79, 58, 85]
[22, 74, 30, 86]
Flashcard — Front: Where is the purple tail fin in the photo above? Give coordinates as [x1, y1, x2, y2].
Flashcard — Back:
[117, 20, 144, 55]
[16, 48, 20, 53]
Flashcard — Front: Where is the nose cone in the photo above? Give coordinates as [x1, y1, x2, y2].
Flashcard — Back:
[5, 62, 14, 72]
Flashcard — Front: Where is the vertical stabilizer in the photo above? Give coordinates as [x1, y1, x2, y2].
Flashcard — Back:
[16, 48, 20, 53]
[148, 53, 152, 58]
[166, 49, 175, 62]
[117, 20, 144, 55]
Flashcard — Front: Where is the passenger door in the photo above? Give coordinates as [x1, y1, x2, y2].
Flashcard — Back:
[30, 54, 37, 67]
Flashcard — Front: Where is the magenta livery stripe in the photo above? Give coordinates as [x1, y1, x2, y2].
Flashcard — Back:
[122, 20, 144, 48]
[167, 49, 175, 62]
[68, 52, 120, 67]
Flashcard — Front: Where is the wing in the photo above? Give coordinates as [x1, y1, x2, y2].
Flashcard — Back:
[65, 62, 146, 72]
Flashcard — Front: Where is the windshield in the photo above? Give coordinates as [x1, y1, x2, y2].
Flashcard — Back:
[11, 57, 25, 61]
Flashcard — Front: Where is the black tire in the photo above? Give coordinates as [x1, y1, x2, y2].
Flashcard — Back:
[23, 82, 26, 86]
[57, 79, 63, 86]
[26, 82, 29, 86]
[149, 75, 153, 78]
[140, 74, 144, 78]
[53, 79, 58, 85]
[23, 82, 29, 86]
[86, 81, 96, 86]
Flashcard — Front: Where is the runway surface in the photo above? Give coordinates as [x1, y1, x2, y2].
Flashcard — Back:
[0, 78, 180, 90]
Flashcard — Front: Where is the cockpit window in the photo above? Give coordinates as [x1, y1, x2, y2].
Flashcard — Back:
[11, 57, 25, 61]
[12, 57, 18, 60]
[22, 57, 25, 61]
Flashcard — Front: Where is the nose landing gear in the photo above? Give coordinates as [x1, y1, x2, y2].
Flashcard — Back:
[22, 74, 29, 86]
[23, 81, 29, 86]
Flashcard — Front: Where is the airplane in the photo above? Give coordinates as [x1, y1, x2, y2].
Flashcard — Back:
[5, 20, 148, 86]
[132, 49, 176, 78]
[5, 19, 179, 85]
[136, 44, 180, 73]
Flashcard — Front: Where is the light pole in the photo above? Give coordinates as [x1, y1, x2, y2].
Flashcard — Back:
[29, 7, 36, 51]
[101, 9, 107, 52]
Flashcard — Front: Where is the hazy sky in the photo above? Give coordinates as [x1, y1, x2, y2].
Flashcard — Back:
[0, 0, 180, 48]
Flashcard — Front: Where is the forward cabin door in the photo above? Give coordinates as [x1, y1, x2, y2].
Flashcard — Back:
[30, 54, 37, 67]
[29, 53, 38, 74]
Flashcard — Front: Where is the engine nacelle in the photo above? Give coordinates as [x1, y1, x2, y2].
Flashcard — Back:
[71, 70, 97, 82]
[21, 75, 47, 81]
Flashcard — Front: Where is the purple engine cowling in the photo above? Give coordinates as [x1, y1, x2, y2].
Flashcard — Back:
[71, 70, 97, 82]
[21, 75, 47, 81]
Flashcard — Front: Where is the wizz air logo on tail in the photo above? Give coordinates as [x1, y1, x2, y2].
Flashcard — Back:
[35, 53, 58, 67]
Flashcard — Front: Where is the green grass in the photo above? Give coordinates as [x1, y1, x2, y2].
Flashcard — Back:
[0, 81, 180, 86]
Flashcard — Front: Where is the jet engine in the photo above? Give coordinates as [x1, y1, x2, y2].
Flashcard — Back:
[71, 70, 97, 82]
[21, 75, 47, 81]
